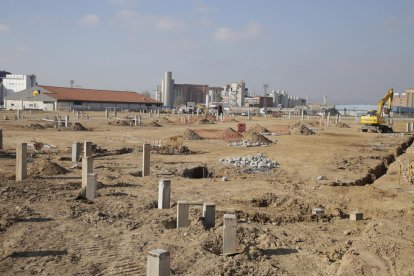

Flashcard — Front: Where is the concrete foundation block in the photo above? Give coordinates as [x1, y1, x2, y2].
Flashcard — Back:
[84, 141, 93, 158]
[223, 214, 237, 255]
[177, 201, 189, 228]
[0, 129, 2, 150]
[82, 157, 93, 189]
[158, 179, 171, 209]
[147, 249, 170, 276]
[16, 143, 28, 181]
[350, 211, 363, 221]
[143, 143, 151, 177]
[203, 203, 216, 229]
[86, 173, 97, 200]
[72, 142, 81, 162]
[65, 115, 70, 127]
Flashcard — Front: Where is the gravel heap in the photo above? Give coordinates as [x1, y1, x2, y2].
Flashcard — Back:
[228, 141, 269, 147]
[219, 153, 278, 172]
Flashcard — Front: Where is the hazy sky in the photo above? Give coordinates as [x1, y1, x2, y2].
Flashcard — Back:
[1, 0, 413, 104]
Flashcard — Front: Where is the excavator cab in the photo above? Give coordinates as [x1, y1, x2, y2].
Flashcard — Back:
[360, 88, 394, 133]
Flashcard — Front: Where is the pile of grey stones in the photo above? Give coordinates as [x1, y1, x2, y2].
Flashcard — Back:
[228, 140, 269, 147]
[219, 153, 279, 172]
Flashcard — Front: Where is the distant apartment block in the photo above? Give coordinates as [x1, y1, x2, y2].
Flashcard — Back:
[394, 89, 414, 107]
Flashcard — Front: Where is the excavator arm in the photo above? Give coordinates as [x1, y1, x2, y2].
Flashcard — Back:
[376, 88, 394, 116]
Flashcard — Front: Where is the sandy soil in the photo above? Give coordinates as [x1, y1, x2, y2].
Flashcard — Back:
[0, 110, 414, 275]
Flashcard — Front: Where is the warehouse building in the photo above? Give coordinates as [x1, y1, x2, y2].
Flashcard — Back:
[4, 85, 162, 111]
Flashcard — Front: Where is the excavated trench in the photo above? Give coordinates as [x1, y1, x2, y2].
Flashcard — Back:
[349, 135, 414, 186]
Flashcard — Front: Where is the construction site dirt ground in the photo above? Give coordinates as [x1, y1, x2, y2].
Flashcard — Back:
[1, 110, 414, 275]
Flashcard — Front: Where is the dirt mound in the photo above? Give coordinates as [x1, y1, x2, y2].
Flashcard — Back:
[148, 121, 162, 127]
[247, 124, 269, 134]
[289, 123, 315, 135]
[160, 117, 173, 124]
[72, 122, 89, 131]
[27, 123, 46, 129]
[183, 129, 204, 140]
[243, 132, 272, 144]
[221, 127, 243, 141]
[198, 115, 216, 124]
[335, 122, 351, 128]
[30, 159, 69, 176]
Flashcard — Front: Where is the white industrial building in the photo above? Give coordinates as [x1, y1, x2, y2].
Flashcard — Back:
[1, 74, 36, 102]
[2, 74, 37, 94]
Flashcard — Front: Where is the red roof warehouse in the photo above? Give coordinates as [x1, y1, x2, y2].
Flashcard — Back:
[4, 85, 162, 111]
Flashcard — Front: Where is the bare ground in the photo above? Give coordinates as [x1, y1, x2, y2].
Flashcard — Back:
[0, 110, 414, 275]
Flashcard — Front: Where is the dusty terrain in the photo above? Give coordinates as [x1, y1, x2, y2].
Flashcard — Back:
[1, 110, 414, 275]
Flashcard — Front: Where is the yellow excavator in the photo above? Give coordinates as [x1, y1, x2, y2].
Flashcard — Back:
[360, 88, 394, 133]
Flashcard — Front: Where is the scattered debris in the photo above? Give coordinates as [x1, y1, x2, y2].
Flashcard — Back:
[148, 121, 162, 127]
[27, 124, 46, 129]
[335, 122, 351, 128]
[72, 122, 89, 131]
[317, 175, 327, 181]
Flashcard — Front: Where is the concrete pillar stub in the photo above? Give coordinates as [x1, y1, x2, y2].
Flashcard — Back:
[0, 129, 3, 150]
[134, 115, 138, 126]
[143, 143, 151, 177]
[158, 179, 171, 209]
[84, 141, 93, 157]
[105, 109, 109, 119]
[147, 249, 170, 276]
[86, 173, 97, 200]
[16, 143, 28, 181]
[203, 203, 216, 229]
[82, 157, 93, 189]
[301, 109, 304, 121]
[177, 201, 189, 228]
[72, 142, 81, 162]
[76, 112, 79, 119]
[407, 123, 410, 133]
[350, 211, 363, 221]
[65, 115, 70, 127]
[223, 214, 237, 255]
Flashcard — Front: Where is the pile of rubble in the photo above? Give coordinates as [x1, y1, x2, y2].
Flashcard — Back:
[219, 153, 279, 172]
[228, 140, 269, 147]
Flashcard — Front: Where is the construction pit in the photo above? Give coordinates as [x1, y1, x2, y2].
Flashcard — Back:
[1, 110, 414, 275]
